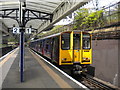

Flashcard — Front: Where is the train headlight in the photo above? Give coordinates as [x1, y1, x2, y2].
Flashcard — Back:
[83, 57, 90, 60]
[83, 57, 86, 60]
[62, 58, 67, 60]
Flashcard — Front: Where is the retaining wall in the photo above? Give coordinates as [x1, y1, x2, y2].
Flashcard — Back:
[91, 40, 119, 87]
[0, 46, 15, 57]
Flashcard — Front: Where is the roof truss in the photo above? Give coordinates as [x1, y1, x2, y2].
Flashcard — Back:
[1, 8, 53, 26]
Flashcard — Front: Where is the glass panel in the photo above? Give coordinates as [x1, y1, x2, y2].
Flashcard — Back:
[61, 33, 70, 50]
[73, 34, 80, 50]
[83, 34, 91, 49]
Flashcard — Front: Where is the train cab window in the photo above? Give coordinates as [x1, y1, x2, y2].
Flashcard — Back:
[83, 34, 91, 49]
[73, 34, 80, 50]
[61, 33, 70, 50]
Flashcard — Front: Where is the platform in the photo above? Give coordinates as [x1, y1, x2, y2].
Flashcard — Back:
[1, 47, 88, 89]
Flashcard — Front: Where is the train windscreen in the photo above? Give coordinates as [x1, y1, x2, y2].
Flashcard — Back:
[73, 34, 80, 50]
[83, 34, 91, 49]
[61, 33, 70, 50]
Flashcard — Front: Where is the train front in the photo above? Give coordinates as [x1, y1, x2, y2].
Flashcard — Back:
[60, 31, 92, 74]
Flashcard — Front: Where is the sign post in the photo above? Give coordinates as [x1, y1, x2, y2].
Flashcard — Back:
[20, 28, 24, 82]
[19, 0, 26, 82]
[1, 0, 52, 83]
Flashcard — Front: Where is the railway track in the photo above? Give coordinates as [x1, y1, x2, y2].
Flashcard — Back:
[59, 67, 119, 89]
[80, 74, 117, 90]
[58, 66, 119, 90]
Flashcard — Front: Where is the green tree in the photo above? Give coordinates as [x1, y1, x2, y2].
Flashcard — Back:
[8, 37, 18, 42]
[74, 8, 104, 30]
[81, 10, 104, 29]
[51, 25, 63, 31]
[74, 8, 89, 30]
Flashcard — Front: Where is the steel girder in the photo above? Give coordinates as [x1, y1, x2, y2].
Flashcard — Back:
[0, 8, 53, 26]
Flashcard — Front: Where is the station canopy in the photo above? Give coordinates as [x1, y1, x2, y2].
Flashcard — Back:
[1, 0, 63, 29]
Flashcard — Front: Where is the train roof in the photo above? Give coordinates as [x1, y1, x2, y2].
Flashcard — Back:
[31, 31, 70, 42]
[31, 32, 61, 42]
[31, 31, 89, 42]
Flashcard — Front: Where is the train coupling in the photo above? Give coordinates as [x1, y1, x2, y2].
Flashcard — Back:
[72, 64, 87, 75]
[73, 71, 82, 75]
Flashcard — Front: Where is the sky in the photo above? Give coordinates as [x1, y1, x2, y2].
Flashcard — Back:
[55, 0, 119, 25]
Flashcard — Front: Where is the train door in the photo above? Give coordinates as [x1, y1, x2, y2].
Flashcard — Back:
[73, 33, 81, 63]
[51, 36, 59, 64]
[42, 40, 45, 55]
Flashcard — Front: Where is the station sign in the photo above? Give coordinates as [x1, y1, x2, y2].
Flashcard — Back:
[25, 28, 32, 34]
[13, 27, 32, 34]
[13, 27, 20, 34]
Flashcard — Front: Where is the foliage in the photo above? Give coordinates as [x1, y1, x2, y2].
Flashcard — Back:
[8, 37, 18, 42]
[74, 8, 89, 30]
[82, 10, 104, 28]
[51, 25, 63, 31]
[0, 44, 8, 48]
[74, 8, 104, 30]
[38, 25, 64, 38]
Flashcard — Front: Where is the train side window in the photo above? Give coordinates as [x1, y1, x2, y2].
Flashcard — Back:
[45, 40, 49, 49]
[40, 41, 42, 48]
[61, 33, 70, 50]
[83, 34, 91, 49]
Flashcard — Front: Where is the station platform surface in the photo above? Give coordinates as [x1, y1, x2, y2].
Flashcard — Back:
[1, 47, 87, 89]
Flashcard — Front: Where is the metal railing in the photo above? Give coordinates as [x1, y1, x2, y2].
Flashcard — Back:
[102, 1, 120, 27]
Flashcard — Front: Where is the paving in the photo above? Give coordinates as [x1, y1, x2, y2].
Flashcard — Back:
[2, 48, 85, 88]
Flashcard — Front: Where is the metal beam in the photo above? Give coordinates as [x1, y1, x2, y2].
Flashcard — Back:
[36, 0, 90, 35]
[1, 8, 53, 26]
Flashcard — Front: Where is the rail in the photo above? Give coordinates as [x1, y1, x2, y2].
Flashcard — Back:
[81, 73, 119, 90]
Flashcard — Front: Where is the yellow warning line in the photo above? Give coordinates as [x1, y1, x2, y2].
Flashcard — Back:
[0, 48, 18, 66]
[29, 50, 73, 88]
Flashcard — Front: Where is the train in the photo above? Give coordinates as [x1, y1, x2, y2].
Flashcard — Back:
[29, 31, 92, 75]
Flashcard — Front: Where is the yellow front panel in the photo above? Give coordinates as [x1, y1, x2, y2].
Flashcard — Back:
[60, 49, 73, 65]
[81, 49, 92, 64]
